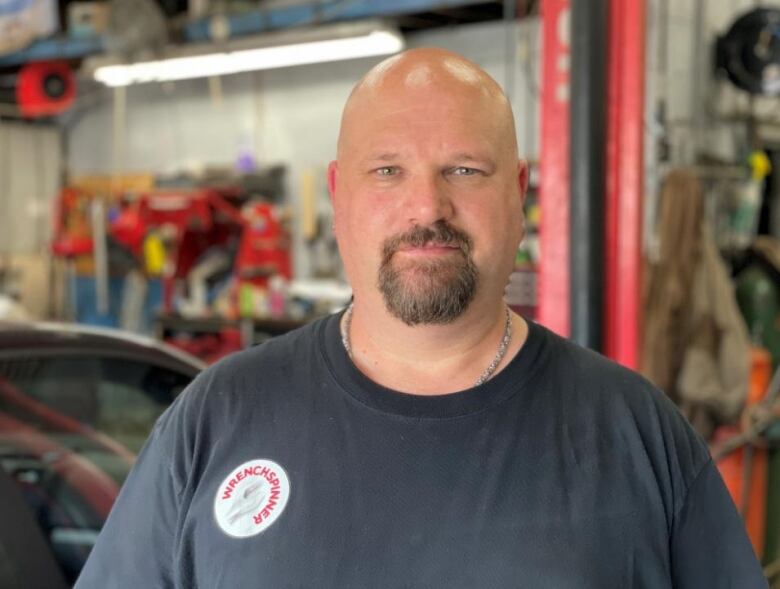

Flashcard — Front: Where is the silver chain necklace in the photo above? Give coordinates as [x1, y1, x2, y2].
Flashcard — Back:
[340, 305, 513, 387]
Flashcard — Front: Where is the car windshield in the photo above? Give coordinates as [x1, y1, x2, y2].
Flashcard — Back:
[0, 353, 194, 585]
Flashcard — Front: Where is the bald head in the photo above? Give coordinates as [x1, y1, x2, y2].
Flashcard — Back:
[337, 48, 518, 158]
[327, 48, 528, 325]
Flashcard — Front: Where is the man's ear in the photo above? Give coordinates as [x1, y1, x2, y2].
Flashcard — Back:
[327, 161, 338, 204]
[517, 159, 529, 201]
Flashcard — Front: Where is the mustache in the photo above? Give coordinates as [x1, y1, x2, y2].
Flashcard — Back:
[381, 221, 473, 264]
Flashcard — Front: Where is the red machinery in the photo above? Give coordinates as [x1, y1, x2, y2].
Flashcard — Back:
[51, 188, 94, 258]
[111, 189, 291, 313]
[236, 202, 292, 285]
[52, 187, 292, 317]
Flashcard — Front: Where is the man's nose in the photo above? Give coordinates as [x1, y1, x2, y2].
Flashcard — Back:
[406, 174, 454, 225]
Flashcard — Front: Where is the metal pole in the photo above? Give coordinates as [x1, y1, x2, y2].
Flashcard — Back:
[538, 0, 571, 337]
[569, 0, 608, 350]
[91, 199, 109, 315]
[604, 0, 646, 368]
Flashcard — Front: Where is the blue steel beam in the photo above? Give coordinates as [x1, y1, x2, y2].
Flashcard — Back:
[0, 36, 104, 67]
[184, 0, 484, 42]
[0, 0, 484, 67]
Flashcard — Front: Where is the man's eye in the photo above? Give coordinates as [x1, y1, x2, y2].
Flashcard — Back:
[375, 167, 398, 176]
[452, 167, 478, 176]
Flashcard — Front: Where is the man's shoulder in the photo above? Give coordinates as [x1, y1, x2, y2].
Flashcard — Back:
[537, 323, 710, 490]
[166, 315, 333, 418]
[536, 322, 660, 401]
[211, 314, 329, 378]
[537, 323, 705, 447]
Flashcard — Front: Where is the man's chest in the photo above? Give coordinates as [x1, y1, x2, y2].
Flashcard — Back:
[171, 416, 672, 588]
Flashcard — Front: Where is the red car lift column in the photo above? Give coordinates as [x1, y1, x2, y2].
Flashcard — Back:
[538, 0, 571, 337]
[605, 0, 645, 369]
[539, 0, 644, 366]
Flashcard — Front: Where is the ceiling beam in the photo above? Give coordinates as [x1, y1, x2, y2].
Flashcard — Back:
[0, 0, 490, 68]
[0, 37, 104, 68]
[184, 0, 490, 41]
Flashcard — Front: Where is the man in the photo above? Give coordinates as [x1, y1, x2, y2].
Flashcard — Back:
[76, 49, 767, 588]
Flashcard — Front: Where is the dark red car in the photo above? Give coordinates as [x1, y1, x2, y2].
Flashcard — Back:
[0, 321, 204, 588]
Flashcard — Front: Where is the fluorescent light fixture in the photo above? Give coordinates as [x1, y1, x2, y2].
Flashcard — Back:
[89, 21, 404, 87]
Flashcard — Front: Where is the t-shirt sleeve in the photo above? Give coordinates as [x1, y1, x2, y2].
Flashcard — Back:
[71, 360, 209, 589]
[73, 415, 182, 588]
[671, 459, 769, 588]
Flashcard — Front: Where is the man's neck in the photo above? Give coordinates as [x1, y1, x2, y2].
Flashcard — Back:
[344, 296, 528, 395]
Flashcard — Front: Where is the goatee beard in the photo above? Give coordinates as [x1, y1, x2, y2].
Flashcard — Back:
[377, 220, 478, 326]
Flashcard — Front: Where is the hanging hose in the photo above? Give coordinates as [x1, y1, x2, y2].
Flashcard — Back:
[711, 361, 780, 461]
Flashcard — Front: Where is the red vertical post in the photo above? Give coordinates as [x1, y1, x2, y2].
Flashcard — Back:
[605, 0, 645, 368]
[538, 0, 571, 337]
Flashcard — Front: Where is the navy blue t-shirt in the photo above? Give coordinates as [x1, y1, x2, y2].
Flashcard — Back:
[76, 314, 768, 588]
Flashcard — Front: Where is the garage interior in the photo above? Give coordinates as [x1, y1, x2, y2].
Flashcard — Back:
[0, 0, 779, 586]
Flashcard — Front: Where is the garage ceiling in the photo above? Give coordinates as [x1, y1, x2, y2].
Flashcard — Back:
[0, 0, 538, 68]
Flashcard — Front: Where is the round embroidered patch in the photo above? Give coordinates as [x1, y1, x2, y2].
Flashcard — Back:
[213, 459, 291, 538]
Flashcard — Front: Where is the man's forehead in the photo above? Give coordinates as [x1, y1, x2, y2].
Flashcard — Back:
[352, 93, 491, 121]
[344, 121, 502, 164]
[345, 81, 502, 135]
[339, 103, 515, 161]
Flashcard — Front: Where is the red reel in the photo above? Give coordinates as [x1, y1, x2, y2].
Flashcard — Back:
[15, 60, 76, 118]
